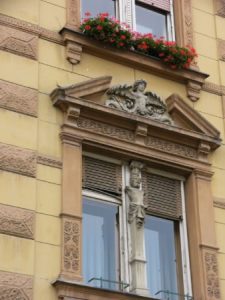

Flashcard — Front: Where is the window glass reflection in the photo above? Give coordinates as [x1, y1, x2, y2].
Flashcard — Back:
[83, 198, 119, 290]
[81, 0, 116, 18]
[145, 215, 179, 298]
[135, 3, 167, 38]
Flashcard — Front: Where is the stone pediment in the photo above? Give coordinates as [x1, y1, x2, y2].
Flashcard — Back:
[51, 77, 221, 163]
[166, 94, 220, 139]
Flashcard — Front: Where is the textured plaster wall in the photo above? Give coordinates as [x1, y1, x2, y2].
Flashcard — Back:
[0, 0, 225, 299]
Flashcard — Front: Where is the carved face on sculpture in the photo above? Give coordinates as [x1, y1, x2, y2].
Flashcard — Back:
[130, 167, 141, 188]
[133, 79, 147, 93]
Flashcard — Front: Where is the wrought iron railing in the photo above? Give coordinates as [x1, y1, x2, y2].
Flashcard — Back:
[88, 277, 129, 291]
[155, 290, 193, 300]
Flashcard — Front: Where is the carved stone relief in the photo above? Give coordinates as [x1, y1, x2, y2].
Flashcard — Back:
[0, 204, 35, 239]
[214, 0, 225, 17]
[105, 80, 173, 124]
[218, 39, 225, 61]
[203, 250, 220, 299]
[0, 24, 38, 60]
[77, 117, 135, 141]
[126, 161, 145, 228]
[0, 271, 33, 300]
[184, 0, 194, 46]
[146, 136, 198, 158]
[0, 79, 38, 117]
[63, 218, 81, 274]
[37, 154, 62, 169]
[0, 143, 36, 177]
[203, 81, 225, 96]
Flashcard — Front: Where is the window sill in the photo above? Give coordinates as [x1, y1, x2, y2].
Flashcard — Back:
[60, 27, 209, 102]
[53, 278, 159, 300]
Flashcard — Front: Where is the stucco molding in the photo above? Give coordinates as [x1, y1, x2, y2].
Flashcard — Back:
[0, 271, 33, 300]
[0, 23, 38, 60]
[214, 0, 225, 17]
[0, 79, 38, 117]
[37, 154, 62, 169]
[0, 204, 35, 239]
[0, 143, 36, 177]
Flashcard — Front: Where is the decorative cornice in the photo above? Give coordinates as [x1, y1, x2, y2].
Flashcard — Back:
[214, 0, 225, 17]
[0, 143, 36, 177]
[202, 82, 225, 96]
[0, 13, 63, 45]
[37, 154, 62, 169]
[0, 271, 33, 300]
[0, 23, 38, 60]
[0, 204, 35, 239]
[0, 79, 38, 116]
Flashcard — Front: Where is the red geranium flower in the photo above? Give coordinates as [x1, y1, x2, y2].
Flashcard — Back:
[85, 11, 91, 17]
[84, 25, 91, 31]
[96, 25, 103, 31]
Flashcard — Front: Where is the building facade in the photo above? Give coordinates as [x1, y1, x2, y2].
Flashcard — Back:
[0, 0, 225, 299]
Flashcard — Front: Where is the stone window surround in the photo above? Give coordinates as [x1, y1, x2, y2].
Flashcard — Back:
[50, 76, 222, 300]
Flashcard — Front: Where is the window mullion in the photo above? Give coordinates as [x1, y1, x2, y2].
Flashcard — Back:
[179, 181, 193, 298]
[124, 0, 135, 29]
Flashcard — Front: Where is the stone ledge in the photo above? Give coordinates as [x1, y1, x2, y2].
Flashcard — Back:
[53, 278, 158, 300]
[60, 27, 209, 102]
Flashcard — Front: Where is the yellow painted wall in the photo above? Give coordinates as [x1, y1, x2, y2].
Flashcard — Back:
[0, 0, 225, 299]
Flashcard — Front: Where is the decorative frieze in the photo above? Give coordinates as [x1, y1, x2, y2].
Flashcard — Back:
[218, 39, 225, 61]
[0, 143, 36, 177]
[203, 250, 220, 299]
[0, 204, 35, 239]
[202, 82, 225, 96]
[183, 0, 194, 46]
[63, 217, 81, 275]
[77, 117, 135, 141]
[0, 13, 63, 45]
[0, 24, 38, 60]
[37, 154, 62, 169]
[214, 200, 225, 209]
[146, 136, 198, 158]
[0, 271, 33, 300]
[0, 79, 38, 116]
[214, 0, 225, 17]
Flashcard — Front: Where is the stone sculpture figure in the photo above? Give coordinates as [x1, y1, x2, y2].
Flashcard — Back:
[125, 161, 145, 228]
[105, 79, 173, 124]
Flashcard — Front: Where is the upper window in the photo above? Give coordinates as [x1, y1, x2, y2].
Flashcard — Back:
[81, 0, 175, 40]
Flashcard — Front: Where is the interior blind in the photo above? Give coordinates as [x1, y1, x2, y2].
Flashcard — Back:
[142, 172, 182, 220]
[82, 156, 122, 197]
[137, 0, 171, 12]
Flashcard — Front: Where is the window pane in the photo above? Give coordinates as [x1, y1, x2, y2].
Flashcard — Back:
[83, 198, 119, 289]
[145, 216, 179, 298]
[81, 0, 116, 18]
[135, 3, 167, 38]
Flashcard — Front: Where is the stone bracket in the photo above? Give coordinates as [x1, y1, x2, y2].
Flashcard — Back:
[186, 79, 202, 102]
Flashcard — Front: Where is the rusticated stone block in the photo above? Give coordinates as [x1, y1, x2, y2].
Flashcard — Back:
[0, 204, 35, 239]
[0, 143, 36, 177]
[0, 24, 38, 60]
[0, 79, 38, 117]
[0, 271, 33, 299]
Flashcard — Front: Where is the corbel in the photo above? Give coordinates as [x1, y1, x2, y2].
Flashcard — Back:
[186, 79, 202, 102]
[135, 123, 148, 145]
[60, 28, 82, 65]
[198, 142, 211, 162]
